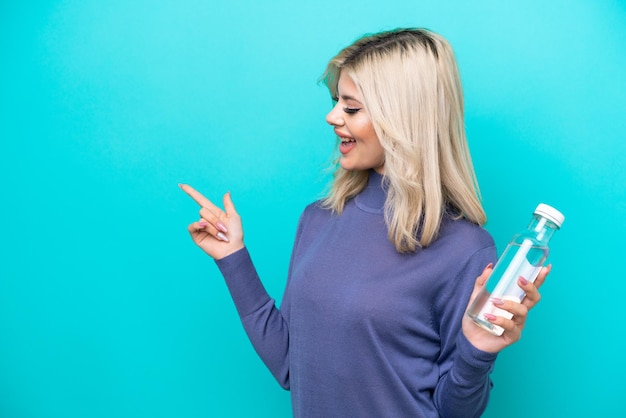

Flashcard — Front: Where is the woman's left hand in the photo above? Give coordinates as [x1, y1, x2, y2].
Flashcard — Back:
[462, 264, 551, 353]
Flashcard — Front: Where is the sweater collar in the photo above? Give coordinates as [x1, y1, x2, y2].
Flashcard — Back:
[355, 170, 387, 214]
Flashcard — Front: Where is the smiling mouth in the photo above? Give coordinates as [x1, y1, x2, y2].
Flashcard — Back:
[339, 138, 356, 154]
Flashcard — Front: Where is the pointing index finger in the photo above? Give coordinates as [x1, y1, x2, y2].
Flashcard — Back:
[179, 184, 221, 212]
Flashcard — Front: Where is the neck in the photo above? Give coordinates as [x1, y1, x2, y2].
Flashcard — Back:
[355, 170, 386, 214]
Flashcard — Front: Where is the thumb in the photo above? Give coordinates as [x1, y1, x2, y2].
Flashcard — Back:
[223, 191, 237, 217]
[469, 263, 493, 301]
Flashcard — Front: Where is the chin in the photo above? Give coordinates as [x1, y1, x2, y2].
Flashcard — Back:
[340, 164, 363, 171]
[339, 161, 352, 171]
[340, 161, 376, 173]
[339, 159, 360, 172]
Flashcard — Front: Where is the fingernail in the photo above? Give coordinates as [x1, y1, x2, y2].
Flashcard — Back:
[518, 276, 529, 286]
[486, 263, 493, 269]
[483, 313, 497, 321]
[216, 222, 228, 233]
[216, 232, 230, 242]
[198, 222, 208, 227]
[491, 298, 504, 306]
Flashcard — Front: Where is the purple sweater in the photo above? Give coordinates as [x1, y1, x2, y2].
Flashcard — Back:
[216, 171, 498, 417]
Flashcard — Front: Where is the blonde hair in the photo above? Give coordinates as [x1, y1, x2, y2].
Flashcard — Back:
[321, 28, 486, 253]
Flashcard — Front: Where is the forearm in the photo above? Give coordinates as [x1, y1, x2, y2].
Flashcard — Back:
[215, 247, 290, 389]
[434, 333, 497, 418]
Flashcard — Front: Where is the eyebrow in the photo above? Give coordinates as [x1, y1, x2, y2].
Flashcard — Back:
[339, 94, 363, 104]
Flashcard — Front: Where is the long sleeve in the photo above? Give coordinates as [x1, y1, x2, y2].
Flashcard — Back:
[215, 248, 291, 389]
[433, 245, 498, 418]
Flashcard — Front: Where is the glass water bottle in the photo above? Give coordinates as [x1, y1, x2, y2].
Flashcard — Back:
[467, 203, 565, 336]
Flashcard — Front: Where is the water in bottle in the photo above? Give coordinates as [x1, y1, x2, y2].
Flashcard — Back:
[466, 203, 564, 336]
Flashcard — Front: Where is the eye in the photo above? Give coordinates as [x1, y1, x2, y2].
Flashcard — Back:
[343, 107, 361, 114]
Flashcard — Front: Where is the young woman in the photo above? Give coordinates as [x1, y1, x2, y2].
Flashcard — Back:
[181, 28, 548, 417]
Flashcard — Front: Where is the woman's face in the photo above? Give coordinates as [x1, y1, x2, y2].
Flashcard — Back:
[326, 72, 385, 174]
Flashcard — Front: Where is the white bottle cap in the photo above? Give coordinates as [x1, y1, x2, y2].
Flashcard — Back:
[534, 203, 565, 228]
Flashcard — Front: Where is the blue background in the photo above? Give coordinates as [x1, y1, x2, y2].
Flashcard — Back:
[1, 1, 625, 417]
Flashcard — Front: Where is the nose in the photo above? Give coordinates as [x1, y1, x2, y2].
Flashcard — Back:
[325, 102, 344, 127]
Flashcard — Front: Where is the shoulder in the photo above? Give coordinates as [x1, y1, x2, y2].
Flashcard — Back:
[430, 216, 497, 313]
[299, 200, 332, 225]
[303, 199, 327, 215]
[292, 200, 333, 239]
[430, 215, 497, 270]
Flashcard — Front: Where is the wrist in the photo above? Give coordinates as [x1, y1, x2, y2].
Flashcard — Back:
[214, 243, 245, 260]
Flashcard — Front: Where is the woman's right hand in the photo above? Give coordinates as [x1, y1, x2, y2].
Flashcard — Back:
[179, 184, 244, 260]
